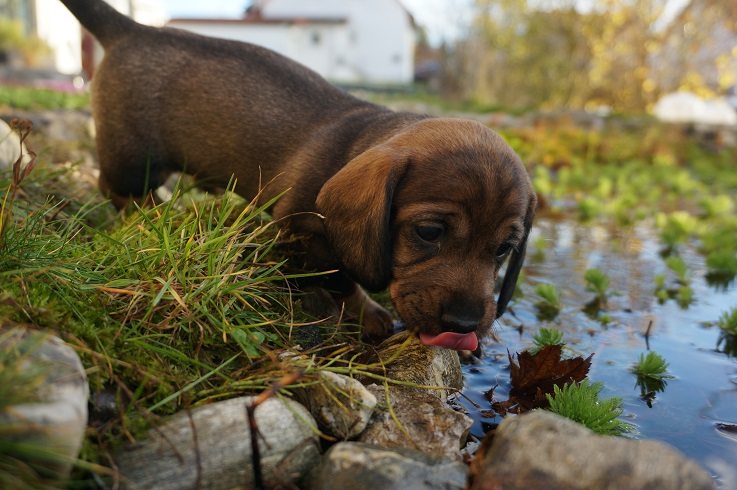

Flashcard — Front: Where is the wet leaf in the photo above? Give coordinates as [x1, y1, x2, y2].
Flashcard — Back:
[491, 344, 593, 414]
[715, 423, 737, 442]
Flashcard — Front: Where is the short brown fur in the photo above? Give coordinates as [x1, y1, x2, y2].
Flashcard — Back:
[60, 0, 536, 347]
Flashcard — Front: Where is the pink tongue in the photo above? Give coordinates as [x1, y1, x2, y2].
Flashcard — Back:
[419, 332, 478, 351]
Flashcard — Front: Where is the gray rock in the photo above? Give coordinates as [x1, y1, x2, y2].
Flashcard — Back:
[115, 396, 320, 489]
[294, 370, 377, 439]
[309, 441, 468, 490]
[0, 325, 89, 481]
[364, 330, 463, 401]
[360, 385, 472, 461]
[0, 118, 26, 169]
[470, 410, 715, 490]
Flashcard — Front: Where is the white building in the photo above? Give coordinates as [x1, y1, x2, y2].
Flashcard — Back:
[1, 0, 168, 76]
[168, 0, 416, 85]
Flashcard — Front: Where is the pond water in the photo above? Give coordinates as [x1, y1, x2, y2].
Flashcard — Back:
[460, 216, 737, 487]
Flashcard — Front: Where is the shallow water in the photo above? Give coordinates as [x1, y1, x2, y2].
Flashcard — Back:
[460, 217, 737, 486]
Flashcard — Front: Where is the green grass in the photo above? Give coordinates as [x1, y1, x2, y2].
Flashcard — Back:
[0, 141, 366, 484]
[545, 380, 636, 436]
[1, 127, 441, 485]
[0, 86, 89, 111]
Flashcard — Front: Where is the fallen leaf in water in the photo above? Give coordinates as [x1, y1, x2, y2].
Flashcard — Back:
[490, 344, 593, 415]
[715, 423, 737, 442]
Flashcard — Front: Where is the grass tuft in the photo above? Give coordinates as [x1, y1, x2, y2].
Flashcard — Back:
[545, 379, 636, 436]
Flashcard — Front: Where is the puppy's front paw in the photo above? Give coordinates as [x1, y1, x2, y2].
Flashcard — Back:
[339, 287, 394, 342]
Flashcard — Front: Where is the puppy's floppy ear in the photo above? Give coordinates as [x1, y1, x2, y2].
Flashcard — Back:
[496, 194, 537, 319]
[316, 145, 409, 292]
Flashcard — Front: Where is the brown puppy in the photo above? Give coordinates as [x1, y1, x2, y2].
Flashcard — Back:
[60, 0, 536, 351]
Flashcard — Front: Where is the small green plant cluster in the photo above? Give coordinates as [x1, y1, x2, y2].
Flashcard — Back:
[653, 256, 694, 308]
[699, 223, 737, 284]
[534, 283, 561, 320]
[716, 308, 737, 357]
[545, 380, 636, 436]
[717, 307, 737, 336]
[631, 351, 673, 381]
[583, 268, 611, 305]
[530, 327, 564, 354]
[631, 351, 674, 406]
[656, 211, 698, 251]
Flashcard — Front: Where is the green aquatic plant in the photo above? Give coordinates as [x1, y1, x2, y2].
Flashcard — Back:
[610, 193, 643, 227]
[530, 327, 564, 354]
[577, 196, 603, 222]
[535, 283, 561, 319]
[584, 268, 611, 304]
[706, 251, 737, 280]
[598, 313, 611, 325]
[631, 351, 674, 381]
[676, 285, 694, 308]
[697, 224, 737, 285]
[717, 307, 737, 336]
[545, 380, 636, 436]
[532, 235, 547, 261]
[657, 211, 698, 250]
[631, 351, 674, 407]
[665, 256, 689, 284]
[536, 283, 561, 306]
[533, 166, 553, 202]
[699, 194, 734, 218]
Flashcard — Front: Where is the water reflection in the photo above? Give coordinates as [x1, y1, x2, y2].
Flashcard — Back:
[462, 217, 737, 488]
[717, 333, 737, 358]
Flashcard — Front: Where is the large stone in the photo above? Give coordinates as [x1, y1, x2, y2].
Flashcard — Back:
[364, 330, 463, 401]
[0, 325, 89, 482]
[0, 118, 25, 169]
[309, 441, 468, 490]
[115, 396, 320, 489]
[294, 370, 377, 439]
[360, 385, 472, 461]
[470, 410, 715, 490]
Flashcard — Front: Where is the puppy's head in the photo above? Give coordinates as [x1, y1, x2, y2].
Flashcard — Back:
[316, 118, 536, 350]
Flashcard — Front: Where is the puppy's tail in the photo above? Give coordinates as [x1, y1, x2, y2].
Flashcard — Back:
[60, 0, 139, 47]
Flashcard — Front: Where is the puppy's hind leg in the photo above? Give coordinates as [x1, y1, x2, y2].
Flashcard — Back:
[96, 144, 170, 211]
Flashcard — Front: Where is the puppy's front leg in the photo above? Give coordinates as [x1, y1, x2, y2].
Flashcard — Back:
[334, 285, 394, 341]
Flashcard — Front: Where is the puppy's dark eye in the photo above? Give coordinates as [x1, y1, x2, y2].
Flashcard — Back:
[416, 224, 444, 243]
[496, 243, 514, 260]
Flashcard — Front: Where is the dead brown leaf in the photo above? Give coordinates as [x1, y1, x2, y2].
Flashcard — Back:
[490, 344, 593, 415]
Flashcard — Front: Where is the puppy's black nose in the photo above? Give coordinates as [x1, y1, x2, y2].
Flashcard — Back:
[440, 301, 485, 334]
